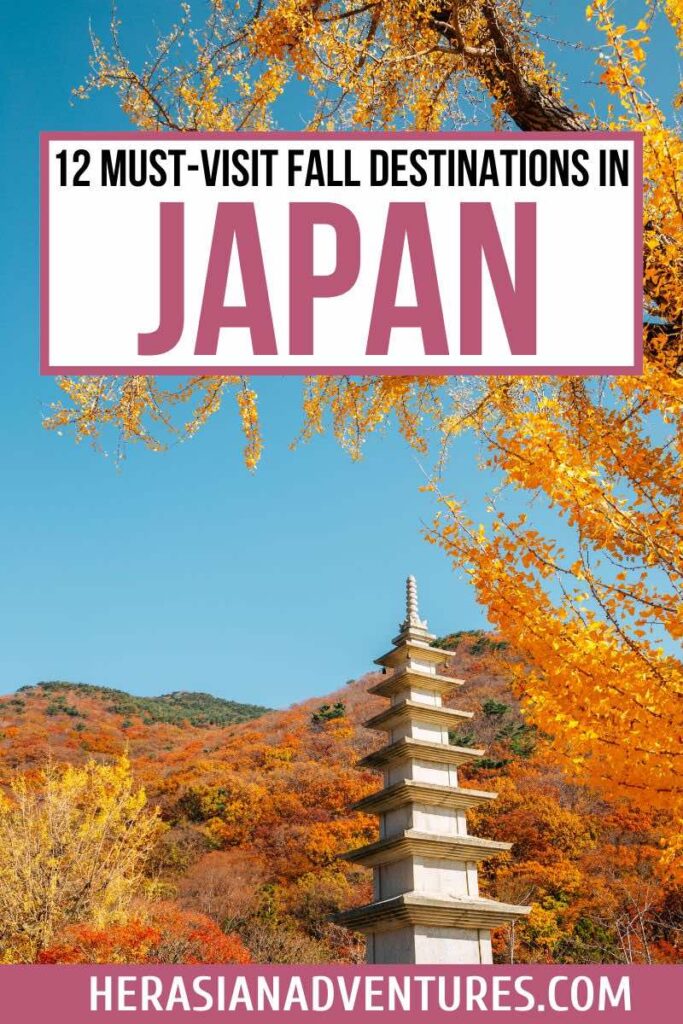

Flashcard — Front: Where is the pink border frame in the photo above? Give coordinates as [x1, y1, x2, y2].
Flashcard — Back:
[0, 963, 679, 1023]
[40, 130, 644, 377]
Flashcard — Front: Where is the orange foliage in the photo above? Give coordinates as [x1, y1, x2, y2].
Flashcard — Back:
[38, 905, 251, 964]
[2, 634, 681, 964]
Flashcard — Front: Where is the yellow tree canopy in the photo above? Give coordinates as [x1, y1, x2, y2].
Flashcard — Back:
[0, 756, 162, 961]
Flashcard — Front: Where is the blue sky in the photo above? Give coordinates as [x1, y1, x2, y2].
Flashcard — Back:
[0, 2, 675, 707]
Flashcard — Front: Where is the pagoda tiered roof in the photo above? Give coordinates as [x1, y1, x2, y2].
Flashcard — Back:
[374, 640, 449, 671]
[364, 699, 473, 733]
[343, 829, 511, 868]
[337, 892, 527, 932]
[352, 779, 497, 815]
[367, 667, 464, 699]
[358, 736, 484, 771]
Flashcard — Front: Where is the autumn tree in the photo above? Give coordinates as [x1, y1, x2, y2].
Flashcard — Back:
[45, 2, 682, 863]
[0, 756, 163, 962]
[178, 850, 267, 930]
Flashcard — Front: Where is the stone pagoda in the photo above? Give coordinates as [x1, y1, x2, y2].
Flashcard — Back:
[337, 576, 530, 964]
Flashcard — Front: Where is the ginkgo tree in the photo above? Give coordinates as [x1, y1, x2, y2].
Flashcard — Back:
[45, 1, 682, 868]
[0, 756, 162, 962]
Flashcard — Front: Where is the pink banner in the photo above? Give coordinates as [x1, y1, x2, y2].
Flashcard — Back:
[0, 965, 678, 1023]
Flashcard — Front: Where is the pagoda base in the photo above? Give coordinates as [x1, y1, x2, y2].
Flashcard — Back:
[367, 925, 492, 964]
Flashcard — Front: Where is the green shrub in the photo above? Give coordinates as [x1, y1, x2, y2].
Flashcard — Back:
[311, 702, 346, 726]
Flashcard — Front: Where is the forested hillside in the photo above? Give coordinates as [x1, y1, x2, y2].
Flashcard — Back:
[0, 634, 680, 965]
[14, 681, 270, 728]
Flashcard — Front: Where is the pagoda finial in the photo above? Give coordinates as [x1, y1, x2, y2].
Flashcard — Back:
[401, 575, 427, 631]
